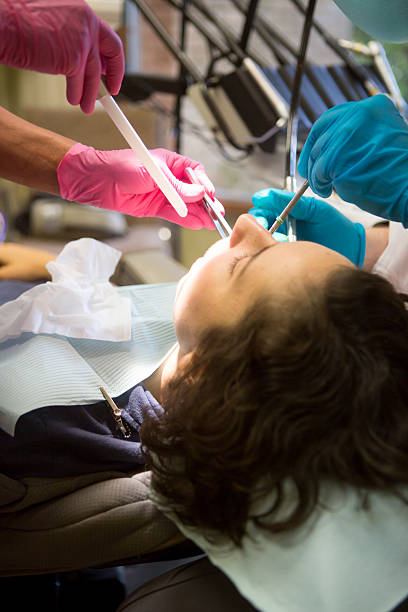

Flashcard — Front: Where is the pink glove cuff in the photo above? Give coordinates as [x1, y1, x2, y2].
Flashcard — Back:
[57, 143, 97, 204]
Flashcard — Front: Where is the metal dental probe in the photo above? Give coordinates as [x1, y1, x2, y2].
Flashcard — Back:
[268, 179, 309, 235]
[185, 167, 233, 239]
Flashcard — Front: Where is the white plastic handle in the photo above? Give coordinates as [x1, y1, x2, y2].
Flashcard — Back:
[97, 82, 187, 218]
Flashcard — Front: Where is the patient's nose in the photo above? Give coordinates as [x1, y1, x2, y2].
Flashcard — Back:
[230, 214, 274, 249]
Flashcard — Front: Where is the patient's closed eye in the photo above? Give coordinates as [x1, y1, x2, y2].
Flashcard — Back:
[231, 245, 274, 277]
[229, 254, 249, 274]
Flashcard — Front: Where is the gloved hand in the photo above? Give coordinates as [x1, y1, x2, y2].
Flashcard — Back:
[0, 0, 124, 113]
[298, 94, 408, 226]
[57, 143, 217, 230]
[249, 188, 366, 267]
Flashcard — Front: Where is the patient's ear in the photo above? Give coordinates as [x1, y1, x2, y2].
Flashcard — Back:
[158, 345, 194, 397]
[175, 348, 194, 373]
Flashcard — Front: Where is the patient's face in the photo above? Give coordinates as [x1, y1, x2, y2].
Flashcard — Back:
[174, 214, 353, 353]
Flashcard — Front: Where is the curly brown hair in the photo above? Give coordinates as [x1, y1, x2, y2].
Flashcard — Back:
[141, 267, 408, 546]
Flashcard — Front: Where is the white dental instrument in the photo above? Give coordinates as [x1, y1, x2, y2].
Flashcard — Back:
[268, 179, 309, 235]
[185, 167, 233, 239]
[97, 81, 187, 218]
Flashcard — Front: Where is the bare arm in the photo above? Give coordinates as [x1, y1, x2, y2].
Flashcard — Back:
[363, 224, 389, 272]
[0, 243, 56, 280]
[0, 105, 76, 195]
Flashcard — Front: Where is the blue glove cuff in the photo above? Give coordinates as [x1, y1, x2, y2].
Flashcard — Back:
[354, 222, 366, 269]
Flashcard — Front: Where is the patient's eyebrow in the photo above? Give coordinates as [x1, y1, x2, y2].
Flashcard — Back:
[237, 244, 275, 278]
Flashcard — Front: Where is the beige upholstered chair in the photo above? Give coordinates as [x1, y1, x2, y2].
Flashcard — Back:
[0, 469, 187, 576]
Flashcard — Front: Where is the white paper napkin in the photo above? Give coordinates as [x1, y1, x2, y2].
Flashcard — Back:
[0, 238, 131, 342]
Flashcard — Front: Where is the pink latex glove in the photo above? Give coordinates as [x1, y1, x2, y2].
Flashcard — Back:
[0, 0, 124, 113]
[57, 144, 218, 230]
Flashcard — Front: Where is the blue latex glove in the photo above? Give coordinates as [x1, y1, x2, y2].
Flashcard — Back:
[297, 94, 408, 227]
[249, 188, 366, 267]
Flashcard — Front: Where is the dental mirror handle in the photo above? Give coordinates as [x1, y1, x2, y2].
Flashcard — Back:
[97, 81, 187, 218]
[268, 179, 309, 235]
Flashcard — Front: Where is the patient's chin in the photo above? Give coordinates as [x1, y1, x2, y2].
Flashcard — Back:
[175, 255, 204, 297]
[175, 272, 188, 301]
[174, 237, 229, 316]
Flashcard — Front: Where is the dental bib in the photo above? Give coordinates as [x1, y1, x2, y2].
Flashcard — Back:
[152, 481, 408, 612]
[0, 282, 177, 435]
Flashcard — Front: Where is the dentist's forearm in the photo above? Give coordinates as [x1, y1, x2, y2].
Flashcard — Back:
[363, 225, 389, 272]
[0, 105, 76, 195]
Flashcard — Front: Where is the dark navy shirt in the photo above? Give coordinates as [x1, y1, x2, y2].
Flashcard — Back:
[0, 281, 164, 479]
